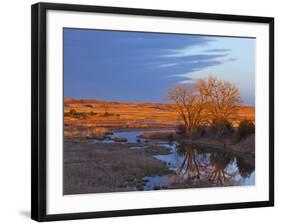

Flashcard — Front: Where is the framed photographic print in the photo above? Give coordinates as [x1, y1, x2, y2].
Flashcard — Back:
[31, 2, 274, 222]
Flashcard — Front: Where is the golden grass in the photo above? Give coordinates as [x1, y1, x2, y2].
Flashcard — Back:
[64, 98, 255, 133]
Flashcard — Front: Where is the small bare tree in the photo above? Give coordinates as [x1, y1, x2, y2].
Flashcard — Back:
[101, 103, 110, 115]
[167, 84, 207, 135]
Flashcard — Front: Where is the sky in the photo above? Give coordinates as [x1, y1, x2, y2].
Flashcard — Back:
[64, 28, 255, 106]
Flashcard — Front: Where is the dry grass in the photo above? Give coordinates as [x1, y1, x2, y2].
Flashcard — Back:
[138, 131, 175, 141]
[64, 98, 255, 137]
[63, 139, 172, 194]
[91, 127, 108, 137]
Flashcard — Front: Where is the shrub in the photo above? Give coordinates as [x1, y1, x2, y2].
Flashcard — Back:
[89, 111, 96, 116]
[211, 118, 234, 138]
[102, 112, 115, 117]
[69, 109, 77, 115]
[196, 125, 208, 138]
[237, 120, 255, 139]
[224, 120, 234, 133]
[175, 124, 187, 135]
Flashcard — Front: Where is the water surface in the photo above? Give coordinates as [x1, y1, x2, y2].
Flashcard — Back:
[96, 130, 255, 190]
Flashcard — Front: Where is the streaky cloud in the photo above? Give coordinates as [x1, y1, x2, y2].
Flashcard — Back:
[157, 63, 178, 68]
[204, 48, 231, 53]
[178, 79, 196, 84]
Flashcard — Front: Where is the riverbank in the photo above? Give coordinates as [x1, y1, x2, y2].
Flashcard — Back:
[179, 135, 255, 154]
[137, 131, 255, 155]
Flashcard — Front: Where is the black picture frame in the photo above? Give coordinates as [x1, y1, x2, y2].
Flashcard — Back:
[31, 2, 274, 222]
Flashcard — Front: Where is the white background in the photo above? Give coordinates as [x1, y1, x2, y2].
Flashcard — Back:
[0, 0, 279, 223]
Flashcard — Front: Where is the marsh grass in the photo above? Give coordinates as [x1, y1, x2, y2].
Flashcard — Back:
[63, 139, 172, 194]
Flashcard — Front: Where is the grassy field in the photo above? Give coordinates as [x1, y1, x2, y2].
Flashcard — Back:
[64, 98, 255, 137]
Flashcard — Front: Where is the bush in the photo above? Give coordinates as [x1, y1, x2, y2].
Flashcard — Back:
[211, 118, 234, 138]
[69, 109, 77, 115]
[85, 104, 93, 108]
[89, 111, 96, 116]
[224, 120, 234, 133]
[175, 124, 187, 135]
[237, 120, 255, 139]
[102, 112, 115, 117]
[196, 125, 208, 138]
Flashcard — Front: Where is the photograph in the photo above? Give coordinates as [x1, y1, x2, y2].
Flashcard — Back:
[63, 28, 256, 195]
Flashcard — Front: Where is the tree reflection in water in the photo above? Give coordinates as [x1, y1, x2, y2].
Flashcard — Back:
[175, 144, 254, 187]
[235, 156, 255, 178]
[208, 152, 237, 186]
[176, 145, 209, 183]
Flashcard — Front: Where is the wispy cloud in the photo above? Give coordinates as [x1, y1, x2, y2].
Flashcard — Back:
[156, 38, 236, 81]
[178, 79, 197, 84]
[160, 44, 231, 59]
[204, 48, 230, 53]
[157, 63, 178, 68]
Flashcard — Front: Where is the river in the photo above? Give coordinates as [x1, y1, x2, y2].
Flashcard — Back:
[95, 129, 255, 190]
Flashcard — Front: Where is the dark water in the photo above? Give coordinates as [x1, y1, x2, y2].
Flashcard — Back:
[145, 142, 255, 190]
[98, 130, 255, 190]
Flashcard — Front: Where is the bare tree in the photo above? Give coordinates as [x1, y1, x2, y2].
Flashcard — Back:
[197, 76, 242, 134]
[167, 84, 207, 135]
[167, 76, 242, 137]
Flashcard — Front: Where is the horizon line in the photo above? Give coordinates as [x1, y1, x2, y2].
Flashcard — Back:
[64, 97, 255, 107]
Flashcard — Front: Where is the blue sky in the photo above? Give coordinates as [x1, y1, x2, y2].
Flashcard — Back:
[64, 28, 255, 105]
